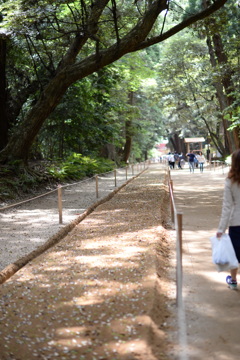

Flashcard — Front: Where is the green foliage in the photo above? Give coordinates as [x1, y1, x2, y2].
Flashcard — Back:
[184, 0, 203, 17]
[154, 30, 212, 141]
[29, 48, 165, 163]
[47, 154, 115, 181]
[0, 0, 236, 165]
[33, 64, 127, 160]
[226, 113, 240, 131]
[152, 9, 239, 156]
[0, 164, 42, 201]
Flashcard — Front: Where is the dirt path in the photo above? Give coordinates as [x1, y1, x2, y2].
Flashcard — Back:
[169, 165, 240, 360]
[1, 163, 237, 360]
[0, 165, 174, 360]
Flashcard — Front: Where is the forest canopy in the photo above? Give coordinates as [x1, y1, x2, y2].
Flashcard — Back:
[0, 0, 237, 168]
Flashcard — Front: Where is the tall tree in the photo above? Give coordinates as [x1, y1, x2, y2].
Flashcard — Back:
[0, 35, 7, 149]
[185, 0, 240, 153]
[203, 0, 239, 151]
[0, 0, 228, 164]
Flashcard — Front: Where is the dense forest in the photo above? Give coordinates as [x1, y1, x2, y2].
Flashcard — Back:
[0, 0, 239, 191]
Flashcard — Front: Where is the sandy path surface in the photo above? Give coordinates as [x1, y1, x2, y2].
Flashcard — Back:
[0, 165, 174, 360]
[169, 165, 240, 360]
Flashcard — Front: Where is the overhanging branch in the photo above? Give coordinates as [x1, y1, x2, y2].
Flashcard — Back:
[66, 0, 228, 83]
[135, 0, 229, 50]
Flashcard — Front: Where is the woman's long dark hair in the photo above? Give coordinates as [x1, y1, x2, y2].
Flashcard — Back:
[228, 149, 240, 184]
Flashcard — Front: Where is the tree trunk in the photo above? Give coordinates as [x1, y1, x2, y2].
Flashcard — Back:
[206, 35, 233, 154]
[122, 127, 132, 163]
[0, 37, 8, 150]
[122, 92, 134, 163]
[0, 71, 72, 163]
[173, 133, 181, 153]
[202, 0, 239, 153]
[212, 33, 240, 149]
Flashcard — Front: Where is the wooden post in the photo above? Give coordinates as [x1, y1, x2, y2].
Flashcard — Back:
[168, 167, 171, 180]
[114, 169, 117, 187]
[58, 185, 63, 224]
[170, 199, 174, 224]
[95, 175, 99, 198]
[176, 212, 183, 308]
[170, 180, 174, 224]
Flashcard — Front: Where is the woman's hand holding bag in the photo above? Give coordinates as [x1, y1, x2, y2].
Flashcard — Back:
[210, 234, 239, 272]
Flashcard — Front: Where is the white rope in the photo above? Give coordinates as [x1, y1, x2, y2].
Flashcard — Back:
[0, 164, 141, 212]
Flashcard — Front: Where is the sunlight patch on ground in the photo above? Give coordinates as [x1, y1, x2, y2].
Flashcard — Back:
[148, 182, 165, 187]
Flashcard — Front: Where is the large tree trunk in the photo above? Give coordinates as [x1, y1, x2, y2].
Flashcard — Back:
[122, 92, 134, 163]
[211, 33, 240, 149]
[0, 37, 8, 150]
[122, 126, 132, 163]
[0, 0, 228, 164]
[0, 72, 72, 162]
[203, 0, 239, 152]
[206, 35, 233, 154]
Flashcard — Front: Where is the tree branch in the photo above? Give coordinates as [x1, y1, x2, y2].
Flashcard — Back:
[135, 0, 229, 51]
[65, 0, 228, 83]
[57, 0, 110, 70]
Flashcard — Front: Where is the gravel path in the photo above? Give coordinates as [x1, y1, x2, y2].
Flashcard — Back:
[0, 167, 145, 271]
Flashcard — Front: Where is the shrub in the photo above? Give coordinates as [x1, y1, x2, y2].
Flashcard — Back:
[47, 154, 115, 181]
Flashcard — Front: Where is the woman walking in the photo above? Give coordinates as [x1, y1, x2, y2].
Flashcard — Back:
[216, 149, 240, 289]
[196, 151, 206, 172]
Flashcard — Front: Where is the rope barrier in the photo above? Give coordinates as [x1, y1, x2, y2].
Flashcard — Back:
[0, 163, 145, 216]
[0, 188, 58, 212]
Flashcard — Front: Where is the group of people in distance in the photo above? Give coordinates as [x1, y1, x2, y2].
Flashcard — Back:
[167, 150, 206, 172]
[167, 152, 184, 169]
[168, 148, 240, 291]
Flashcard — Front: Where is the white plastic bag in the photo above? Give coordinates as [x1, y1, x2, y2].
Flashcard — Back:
[210, 234, 239, 272]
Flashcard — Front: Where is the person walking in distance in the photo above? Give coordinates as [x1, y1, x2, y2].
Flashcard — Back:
[196, 151, 206, 172]
[178, 153, 184, 169]
[168, 153, 175, 169]
[174, 152, 179, 169]
[216, 149, 240, 289]
[186, 151, 196, 173]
